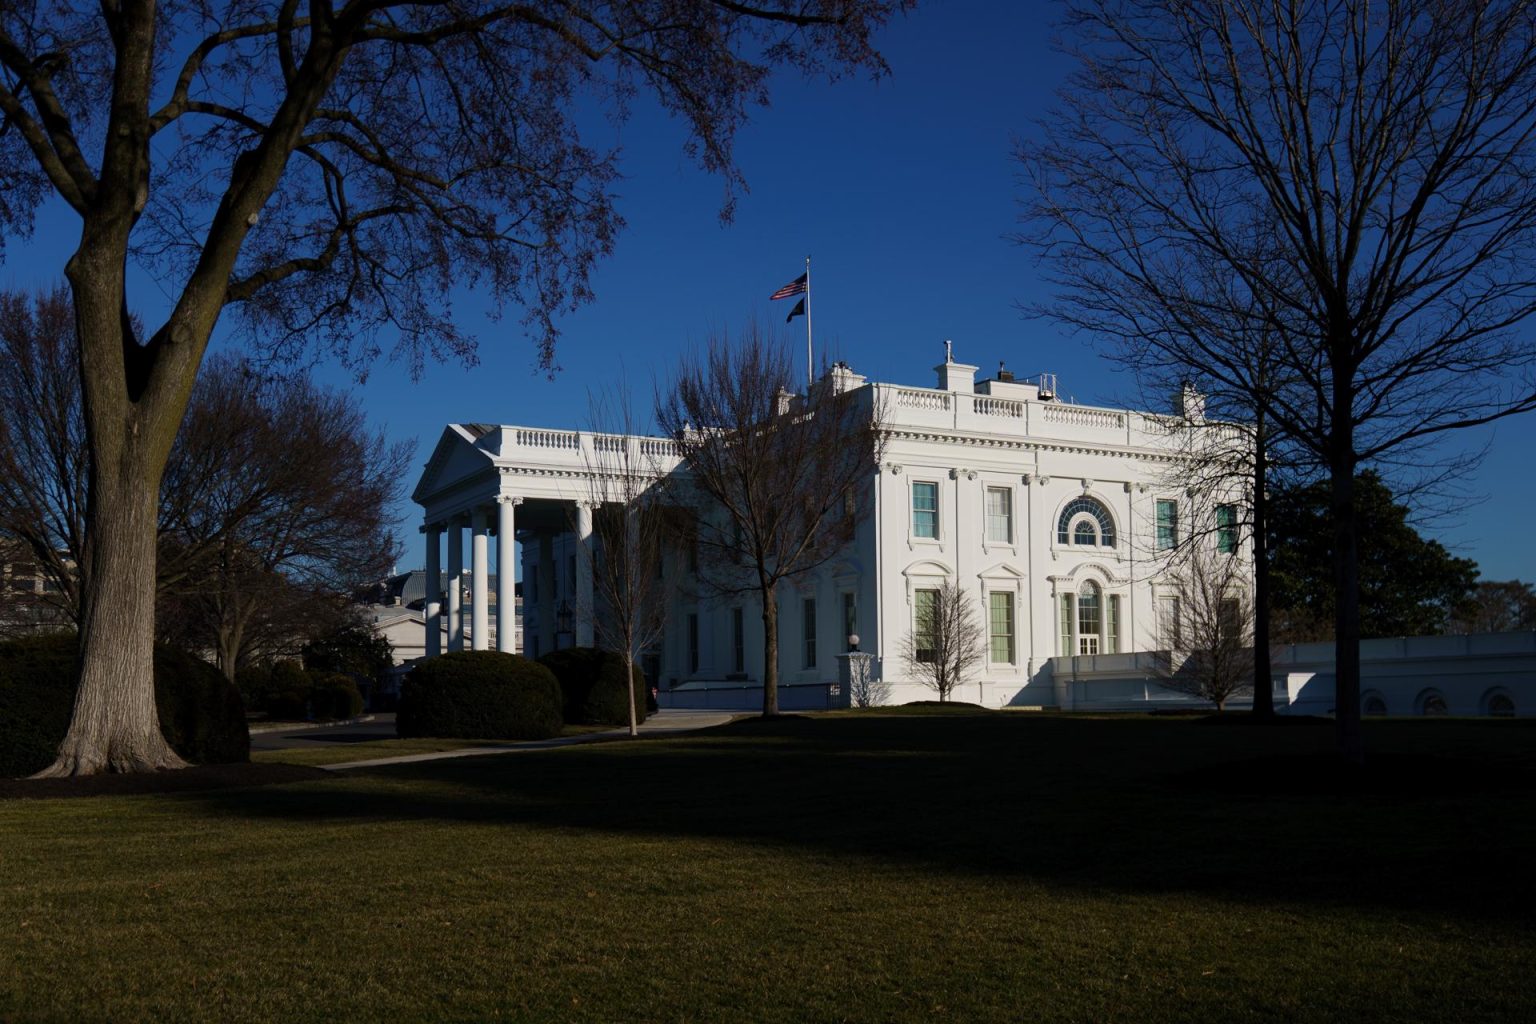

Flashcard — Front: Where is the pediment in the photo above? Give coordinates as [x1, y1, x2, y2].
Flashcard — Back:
[902, 558, 952, 578]
[412, 424, 499, 503]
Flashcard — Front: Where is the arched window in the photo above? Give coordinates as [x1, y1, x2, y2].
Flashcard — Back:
[1484, 690, 1517, 718]
[1057, 497, 1116, 547]
[1362, 694, 1388, 716]
[1418, 690, 1449, 716]
[1078, 581, 1101, 654]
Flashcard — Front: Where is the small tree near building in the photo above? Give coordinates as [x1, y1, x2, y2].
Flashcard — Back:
[1158, 546, 1253, 713]
[902, 580, 985, 703]
[580, 388, 668, 737]
[657, 326, 884, 716]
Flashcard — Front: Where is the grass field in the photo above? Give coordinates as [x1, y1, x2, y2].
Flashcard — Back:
[2, 711, 1533, 1023]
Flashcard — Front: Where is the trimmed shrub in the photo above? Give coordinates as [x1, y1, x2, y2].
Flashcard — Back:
[397, 651, 562, 740]
[234, 663, 276, 710]
[153, 646, 251, 765]
[309, 672, 365, 720]
[0, 634, 250, 777]
[539, 647, 648, 727]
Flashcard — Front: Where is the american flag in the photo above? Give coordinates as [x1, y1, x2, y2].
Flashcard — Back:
[769, 273, 808, 300]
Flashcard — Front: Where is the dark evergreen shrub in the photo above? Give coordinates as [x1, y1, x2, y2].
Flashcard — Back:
[309, 672, 365, 720]
[0, 634, 249, 777]
[397, 651, 562, 740]
[153, 646, 251, 765]
[538, 647, 648, 727]
[234, 663, 276, 709]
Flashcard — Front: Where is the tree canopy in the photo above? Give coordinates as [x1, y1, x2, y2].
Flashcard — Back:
[1269, 473, 1478, 642]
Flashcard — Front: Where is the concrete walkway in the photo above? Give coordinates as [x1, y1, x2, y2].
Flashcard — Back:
[322, 708, 738, 771]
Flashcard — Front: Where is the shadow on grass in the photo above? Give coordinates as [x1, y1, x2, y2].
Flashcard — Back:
[193, 713, 1536, 924]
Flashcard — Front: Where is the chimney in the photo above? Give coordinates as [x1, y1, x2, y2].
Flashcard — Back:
[1177, 381, 1206, 423]
[997, 360, 1015, 383]
[934, 340, 978, 393]
[775, 387, 795, 415]
[827, 360, 867, 394]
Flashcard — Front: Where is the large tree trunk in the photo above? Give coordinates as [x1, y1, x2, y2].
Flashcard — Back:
[1331, 463, 1362, 763]
[1250, 418, 1275, 718]
[34, 430, 185, 776]
[761, 583, 779, 716]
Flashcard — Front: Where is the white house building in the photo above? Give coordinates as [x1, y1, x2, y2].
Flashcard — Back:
[411, 347, 1238, 709]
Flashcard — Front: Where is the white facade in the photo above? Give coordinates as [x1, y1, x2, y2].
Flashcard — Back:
[412, 349, 1228, 708]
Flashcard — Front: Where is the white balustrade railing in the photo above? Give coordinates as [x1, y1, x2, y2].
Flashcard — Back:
[974, 397, 1024, 418]
[1041, 404, 1125, 429]
[894, 388, 952, 411]
[514, 428, 580, 450]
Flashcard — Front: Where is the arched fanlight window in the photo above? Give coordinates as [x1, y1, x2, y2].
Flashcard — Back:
[1057, 497, 1116, 547]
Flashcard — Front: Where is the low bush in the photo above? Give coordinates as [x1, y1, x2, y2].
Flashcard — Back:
[0, 634, 250, 777]
[538, 648, 648, 727]
[309, 672, 365, 720]
[397, 651, 562, 740]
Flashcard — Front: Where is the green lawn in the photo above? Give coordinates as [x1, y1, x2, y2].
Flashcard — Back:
[3, 712, 1533, 1023]
[251, 726, 613, 767]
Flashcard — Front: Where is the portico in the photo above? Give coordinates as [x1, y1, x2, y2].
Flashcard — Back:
[412, 424, 679, 657]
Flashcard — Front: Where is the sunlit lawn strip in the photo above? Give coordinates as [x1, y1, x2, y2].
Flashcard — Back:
[251, 726, 614, 767]
[3, 713, 1533, 1023]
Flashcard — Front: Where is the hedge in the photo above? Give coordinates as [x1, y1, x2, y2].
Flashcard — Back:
[0, 634, 250, 777]
[397, 651, 562, 740]
[538, 647, 648, 727]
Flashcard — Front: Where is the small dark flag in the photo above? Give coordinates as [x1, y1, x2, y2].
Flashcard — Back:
[785, 298, 806, 324]
[769, 273, 808, 300]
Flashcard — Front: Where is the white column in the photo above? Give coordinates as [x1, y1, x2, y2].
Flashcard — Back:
[497, 497, 521, 653]
[446, 519, 464, 652]
[471, 509, 490, 651]
[424, 524, 442, 658]
[576, 500, 596, 647]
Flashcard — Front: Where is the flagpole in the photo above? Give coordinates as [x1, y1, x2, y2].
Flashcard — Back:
[804, 255, 813, 390]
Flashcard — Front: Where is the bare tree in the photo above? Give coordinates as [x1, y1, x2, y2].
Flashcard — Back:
[0, 1, 909, 774]
[656, 325, 884, 716]
[1021, 0, 1536, 761]
[900, 579, 985, 703]
[1156, 544, 1253, 713]
[580, 387, 668, 737]
[0, 287, 88, 626]
[847, 657, 891, 708]
[158, 356, 411, 679]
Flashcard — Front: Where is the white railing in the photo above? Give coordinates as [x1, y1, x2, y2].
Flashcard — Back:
[894, 388, 952, 411]
[974, 396, 1024, 418]
[640, 438, 679, 458]
[1042, 404, 1125, 429]
[514, 428, 580, 450]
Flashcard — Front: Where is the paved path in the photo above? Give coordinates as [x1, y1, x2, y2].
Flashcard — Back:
[249, 715, 397, 751]
[250, 708, 737, 771]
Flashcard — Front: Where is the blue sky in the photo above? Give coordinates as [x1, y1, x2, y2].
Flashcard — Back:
[4, 1, 1534, 581]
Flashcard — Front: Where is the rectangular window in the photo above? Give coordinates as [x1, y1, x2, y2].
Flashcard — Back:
[1219, 597, 1243, 641]
[688, 613, 699, 674]
[912, 481, 939, 539]
[842, 592, 858, 650]
[985, 486, 1012, 544]
[914, 589, 939, 663]
[989, 591, 1015, 664]
[802, 598, 817, 669]
[1216, 504, 1238, 554]
[1160, 595, 1183, 650]
[732, 608, 745, 673]
[1107, 595, 1121, 654]
[1059, 593, 1074, 656]
[1156, 499, 1179, 551]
